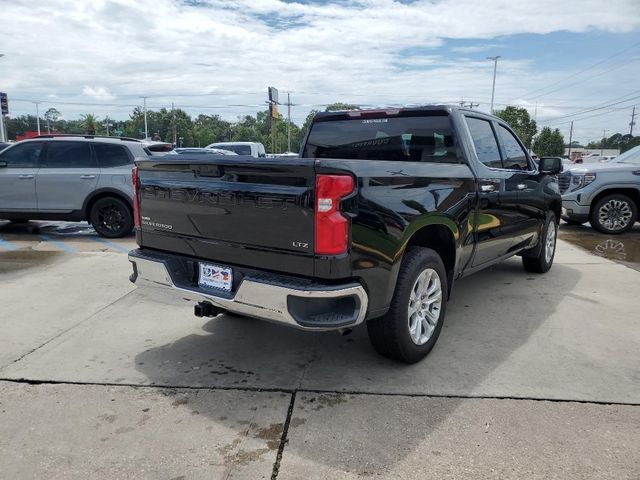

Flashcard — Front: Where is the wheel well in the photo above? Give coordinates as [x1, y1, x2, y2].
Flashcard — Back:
[590, 188, 640, 214]
[405, 224, 456, 291]
[85, 192, 133, 220]
[550, 199, 561, 224]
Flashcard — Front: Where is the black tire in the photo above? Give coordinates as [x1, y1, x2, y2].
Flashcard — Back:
[522, 212, 557, 273]
[89, 197, 133, 238]
[367, 247, 447, 363]
[589, 194, 637, 235]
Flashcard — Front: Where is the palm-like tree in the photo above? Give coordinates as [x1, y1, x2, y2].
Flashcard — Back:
[79, 113, 98, 135]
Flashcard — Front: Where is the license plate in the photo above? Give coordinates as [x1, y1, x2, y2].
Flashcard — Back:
[198, 262, 233, 292]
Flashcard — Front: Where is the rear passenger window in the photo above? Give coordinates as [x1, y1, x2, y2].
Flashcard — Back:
[466, 117, 502, 169]
[42, 142, 94, 168]
[94, 143, 131, 168]
[497, 125, 531, 170]
[0, 142, 43, 167]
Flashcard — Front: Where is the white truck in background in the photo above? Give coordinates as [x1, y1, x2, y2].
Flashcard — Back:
[204, 142, 266, 157]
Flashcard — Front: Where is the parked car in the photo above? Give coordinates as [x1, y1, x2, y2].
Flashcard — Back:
[168, 147, 237, 156]
[560, 145, 640, 233]
[598, 155, 617, 163]
[142, 140, 174, 155]
[128, 105, 562, 363]
[0, 135, 149, 237]
[204, 141, 266, 157]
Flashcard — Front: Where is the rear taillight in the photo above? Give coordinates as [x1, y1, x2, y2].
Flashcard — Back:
[131, 166, 140, 228]
[315, 174, 354, 255]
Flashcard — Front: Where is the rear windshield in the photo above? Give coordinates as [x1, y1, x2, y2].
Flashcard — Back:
[303, 113, 459, 163]
[214, 144, 251, 155]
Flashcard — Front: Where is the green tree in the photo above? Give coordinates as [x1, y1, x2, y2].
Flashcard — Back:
[44, 108, 61, 133]
[494, 106, 537, 149]
[79, 113, 98, 135]
[532, 127, 565, 156]
[325, 102, 359, 112]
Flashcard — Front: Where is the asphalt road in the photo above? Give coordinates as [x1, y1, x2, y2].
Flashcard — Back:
[1, 221, 639, 479]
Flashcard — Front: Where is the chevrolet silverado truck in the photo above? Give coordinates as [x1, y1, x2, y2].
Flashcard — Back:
[128, 106, 563, 363]
[560, 145, 640, 234]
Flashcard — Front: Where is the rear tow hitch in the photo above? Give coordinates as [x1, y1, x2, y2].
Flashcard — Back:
[194, 301, 224, 318]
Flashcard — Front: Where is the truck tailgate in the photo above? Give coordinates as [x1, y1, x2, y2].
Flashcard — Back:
[135, 156, 316, 274]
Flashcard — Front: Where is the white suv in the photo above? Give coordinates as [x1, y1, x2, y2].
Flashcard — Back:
[0, 135, 148, 237]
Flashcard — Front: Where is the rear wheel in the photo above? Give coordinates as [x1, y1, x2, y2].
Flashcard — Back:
[90, 197, 133, 238]
[367, 247, 447, 363]
[522, 212, 557, 273]
[589, 194, 637, 234]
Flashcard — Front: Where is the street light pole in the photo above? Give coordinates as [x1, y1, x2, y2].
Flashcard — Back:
[142, 96, 148, 139]
[34, 101, 41, 135]
[287, 92, 291, 153]
[487, 56, 500, 114]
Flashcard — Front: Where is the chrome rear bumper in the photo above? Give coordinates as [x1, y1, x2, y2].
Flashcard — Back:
[128, 250, 368, 331]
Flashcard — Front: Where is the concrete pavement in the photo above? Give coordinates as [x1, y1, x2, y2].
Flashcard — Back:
[1, 239, 639, 478]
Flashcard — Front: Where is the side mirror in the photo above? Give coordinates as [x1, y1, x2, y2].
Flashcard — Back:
[0, 161, 7, 168]
[539, 157, 563, 175]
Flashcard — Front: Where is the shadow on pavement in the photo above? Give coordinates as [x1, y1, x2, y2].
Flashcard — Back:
[134, 259, 582, 475]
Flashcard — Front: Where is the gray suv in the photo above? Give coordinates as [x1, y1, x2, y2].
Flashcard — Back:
[560, 145, 640, 234]
[0, 135, 148, 237]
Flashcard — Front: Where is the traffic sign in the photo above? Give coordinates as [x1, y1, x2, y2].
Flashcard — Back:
[0, 92, 8, 115]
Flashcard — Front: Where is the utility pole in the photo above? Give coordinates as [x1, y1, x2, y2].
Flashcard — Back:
[0, 54, 5, 142]
[601, 129, 608, 156]
[34, 101, 41, 135]
[171, 102, 177, 145]
[567, 121, 574, 160]
[487, 56, 500, 114]
[630, 106, 636, 136]
[141, 96, 149, 139]
[286, 92, 291, 153]
[534, 102, 538, 122]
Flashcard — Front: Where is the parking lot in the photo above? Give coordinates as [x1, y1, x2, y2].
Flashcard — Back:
[1, 220, 639, 479]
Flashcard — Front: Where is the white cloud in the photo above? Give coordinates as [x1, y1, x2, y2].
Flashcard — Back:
[1, 0, 639, 142]
[82, 86, 116, 101]
[450, 44, 502, 54]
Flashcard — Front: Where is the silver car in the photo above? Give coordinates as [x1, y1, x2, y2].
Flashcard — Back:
[560, 145, 640, 234]
[0, 135, 148, 237]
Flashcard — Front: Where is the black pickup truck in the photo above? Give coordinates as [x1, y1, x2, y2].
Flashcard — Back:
[128, 106, 563, 363]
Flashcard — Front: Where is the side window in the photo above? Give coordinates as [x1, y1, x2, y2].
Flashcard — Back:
[466, 117, 502, 169]
[0, 142, 43, 167]
[497, 125, 531, 170]
[42, 142, 94, 168]
[94, 143, 132, 168]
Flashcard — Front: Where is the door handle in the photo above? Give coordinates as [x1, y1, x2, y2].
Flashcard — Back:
[19, 174, 34, 179]
[80, 174, 96, 179]
[480, 184, 495, 193]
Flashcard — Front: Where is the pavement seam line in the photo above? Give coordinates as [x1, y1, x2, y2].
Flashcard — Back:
[271, 391, 297, 480]
[0, 289, 136, 371]
[0, 378, 637, 407]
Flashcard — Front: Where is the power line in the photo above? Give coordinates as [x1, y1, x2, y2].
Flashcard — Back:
[538, 91, 640, 123]
[520, 40, 640, 99]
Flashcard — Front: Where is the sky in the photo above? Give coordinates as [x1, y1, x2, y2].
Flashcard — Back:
[1, 0, 639, 143]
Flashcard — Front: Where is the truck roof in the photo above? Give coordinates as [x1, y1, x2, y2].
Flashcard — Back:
[313, 104, 499, 122]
